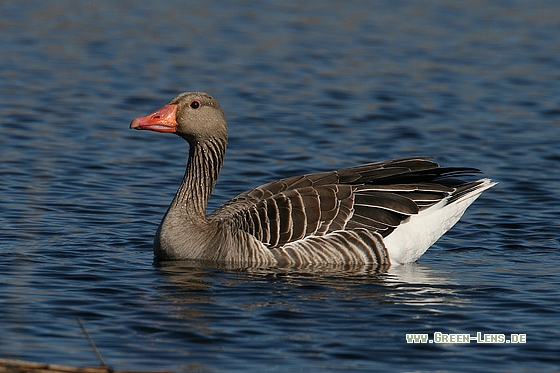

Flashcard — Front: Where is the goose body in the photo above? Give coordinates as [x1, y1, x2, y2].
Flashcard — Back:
[130, 92, 496, 268]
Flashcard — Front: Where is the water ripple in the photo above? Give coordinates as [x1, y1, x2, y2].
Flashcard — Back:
[1, 1, 560, 372]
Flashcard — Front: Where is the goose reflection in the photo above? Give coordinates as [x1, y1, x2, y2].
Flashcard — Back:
[153, 260, 459, 305]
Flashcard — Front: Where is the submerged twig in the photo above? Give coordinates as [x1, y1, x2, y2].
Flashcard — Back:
[75, 316, 107, 367]
[0, 358, 174, 373]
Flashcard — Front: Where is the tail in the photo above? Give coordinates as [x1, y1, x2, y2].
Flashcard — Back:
[384, 178, 497, 265]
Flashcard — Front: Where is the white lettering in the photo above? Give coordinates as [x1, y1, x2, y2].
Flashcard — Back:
[406, 334, 428, 343]
[510, 334, 526, 343]
[406, 332, 527, 344]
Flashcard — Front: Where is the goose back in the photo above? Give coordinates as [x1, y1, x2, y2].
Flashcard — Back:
[209, 156, 483, 266]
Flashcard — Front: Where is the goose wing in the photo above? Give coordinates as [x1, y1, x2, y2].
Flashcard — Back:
[210, 157, 480, 248]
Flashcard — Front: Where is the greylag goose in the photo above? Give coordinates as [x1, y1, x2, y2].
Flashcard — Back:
[130, 92, 496, 268]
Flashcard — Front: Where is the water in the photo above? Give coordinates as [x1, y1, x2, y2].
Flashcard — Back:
[1, 1, 560, 371]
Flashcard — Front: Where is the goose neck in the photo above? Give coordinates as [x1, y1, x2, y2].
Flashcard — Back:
[172, 138, 226, 220]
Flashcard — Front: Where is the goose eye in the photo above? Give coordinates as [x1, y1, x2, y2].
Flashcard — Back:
[190, 100, 200, 109]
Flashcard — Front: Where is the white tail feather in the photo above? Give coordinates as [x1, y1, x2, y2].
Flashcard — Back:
[384, 178, 497, 265]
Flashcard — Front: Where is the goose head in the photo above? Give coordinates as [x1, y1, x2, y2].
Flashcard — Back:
[130, 92, 228, 144]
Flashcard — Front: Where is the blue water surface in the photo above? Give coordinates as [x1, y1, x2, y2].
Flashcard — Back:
[1, 1, 560, 372]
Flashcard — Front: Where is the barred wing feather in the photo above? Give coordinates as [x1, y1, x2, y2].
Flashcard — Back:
[210, 157, 483, 266]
